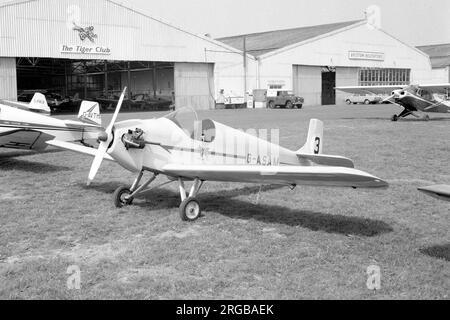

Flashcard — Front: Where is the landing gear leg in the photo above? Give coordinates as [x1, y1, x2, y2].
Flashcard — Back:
[391, 109, 411, 122]
[113, 171, 158, 208]
[178, 178, 204, 222]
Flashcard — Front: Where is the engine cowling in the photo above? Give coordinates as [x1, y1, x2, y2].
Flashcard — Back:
[108, 127, 146, 172]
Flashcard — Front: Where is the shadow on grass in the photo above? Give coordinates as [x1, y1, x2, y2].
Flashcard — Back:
[341, 117, 450, 122]
[0, 158, 70, 173]
[420, 244, 450, 262]
[87, 182, 392, 237]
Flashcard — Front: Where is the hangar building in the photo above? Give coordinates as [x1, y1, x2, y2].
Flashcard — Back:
[0, 0, 246, 110]
[0, 0, 435, 109]
[219, 20, 434, 106]
[417, 43, 450, 83]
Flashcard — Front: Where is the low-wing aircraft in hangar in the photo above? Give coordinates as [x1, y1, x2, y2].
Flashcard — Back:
[336, 83, 450, 121]
[48, 88, 388, 222]
[0, 93, 102, 150]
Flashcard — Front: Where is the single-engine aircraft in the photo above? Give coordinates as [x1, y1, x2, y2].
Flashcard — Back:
[0, 93, 102, 150]
[336, 84, 450, 121]
[48, 88, 388, 222]
[418, 185, 450, 202]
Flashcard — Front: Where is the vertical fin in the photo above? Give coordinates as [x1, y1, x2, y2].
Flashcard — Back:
[29, 93, 50, 113]
[78, 101, 102, 126]
[297, 119, 323, 155]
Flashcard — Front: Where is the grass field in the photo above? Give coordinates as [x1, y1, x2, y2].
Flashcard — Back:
[0, 104, 449, 300]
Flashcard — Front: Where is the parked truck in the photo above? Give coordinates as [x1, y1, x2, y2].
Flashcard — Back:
[267, 90, 304, 109]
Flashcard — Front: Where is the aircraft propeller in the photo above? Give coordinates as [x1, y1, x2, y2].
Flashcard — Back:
[87, 87, 127, 186]
[382, 94, 396, 104]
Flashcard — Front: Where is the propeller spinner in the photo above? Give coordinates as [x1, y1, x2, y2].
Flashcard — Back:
[87, 87, 127, 186]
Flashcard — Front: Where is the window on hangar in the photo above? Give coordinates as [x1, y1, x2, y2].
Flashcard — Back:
[359, 68, 410, 86]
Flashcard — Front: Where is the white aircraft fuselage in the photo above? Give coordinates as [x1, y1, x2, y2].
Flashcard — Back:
[0, 104, 99, 150]
[105, 116, 385, 188]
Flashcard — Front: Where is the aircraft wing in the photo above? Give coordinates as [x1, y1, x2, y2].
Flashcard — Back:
[46, 140, 115, 161]
[335, 85, 405, 95]
[161, 164, 388, 188]
[418, 83, 450, 95]
[0, 129, 54, 150]
[418, 185, 450, 202]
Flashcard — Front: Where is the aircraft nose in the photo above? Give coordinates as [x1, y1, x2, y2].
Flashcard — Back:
[392, 90, 401, 99]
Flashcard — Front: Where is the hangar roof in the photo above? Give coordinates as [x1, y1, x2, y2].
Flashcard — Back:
[0, 0, 243, 62]
[416, 43, 450, 68]
[217, 20, 364, 57]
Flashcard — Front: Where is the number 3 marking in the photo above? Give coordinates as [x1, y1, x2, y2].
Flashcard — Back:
[314, 137, 321, 154]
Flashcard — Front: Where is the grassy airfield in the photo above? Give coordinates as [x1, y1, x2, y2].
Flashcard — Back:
[0, 104, 448, 299]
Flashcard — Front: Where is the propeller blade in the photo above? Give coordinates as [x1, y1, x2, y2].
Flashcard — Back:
[86, 87, 127, 186]
[382, 94, 395, 103]
[87, 142, 108, 186]
[106, 87, 127, 133]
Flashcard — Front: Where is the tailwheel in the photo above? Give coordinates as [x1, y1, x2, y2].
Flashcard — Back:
[113, 186, 134, 208]
[179, 197, 202, 222]
[391, 114, 398, 122]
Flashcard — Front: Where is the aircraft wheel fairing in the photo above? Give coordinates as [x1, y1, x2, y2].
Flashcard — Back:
[391, 115, 398, 122]
[114, 186, 134, 208]
[179, 197, 201, 222]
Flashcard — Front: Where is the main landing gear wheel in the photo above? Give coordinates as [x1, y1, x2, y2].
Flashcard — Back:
[391, 114, 399, 122]
[179, 197, 201, 222]
[113, 186, 134, 208]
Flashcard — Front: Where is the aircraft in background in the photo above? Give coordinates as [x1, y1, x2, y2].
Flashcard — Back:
[48, 88, 388, 222]
[2, 92, 51, 114]
[0, 93, 102, 151]
[336, 84, 450, 121]
[418, 185, 450, 202]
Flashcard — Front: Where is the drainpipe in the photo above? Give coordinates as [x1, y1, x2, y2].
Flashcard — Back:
[256, 57, 261, 89]
[243, 36, 247, 102]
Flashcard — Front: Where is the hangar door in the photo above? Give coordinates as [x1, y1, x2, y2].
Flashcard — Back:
[321, 67, 336, 105]
[174, 63, 215, 110]
[293, 65, 322, 106]
[0, 58, 17, 100]
[335, 67, 359, 104]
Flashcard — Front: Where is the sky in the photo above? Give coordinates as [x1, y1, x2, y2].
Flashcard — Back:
[1, 0, 449, 46]
[123, 0, 450, 46]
